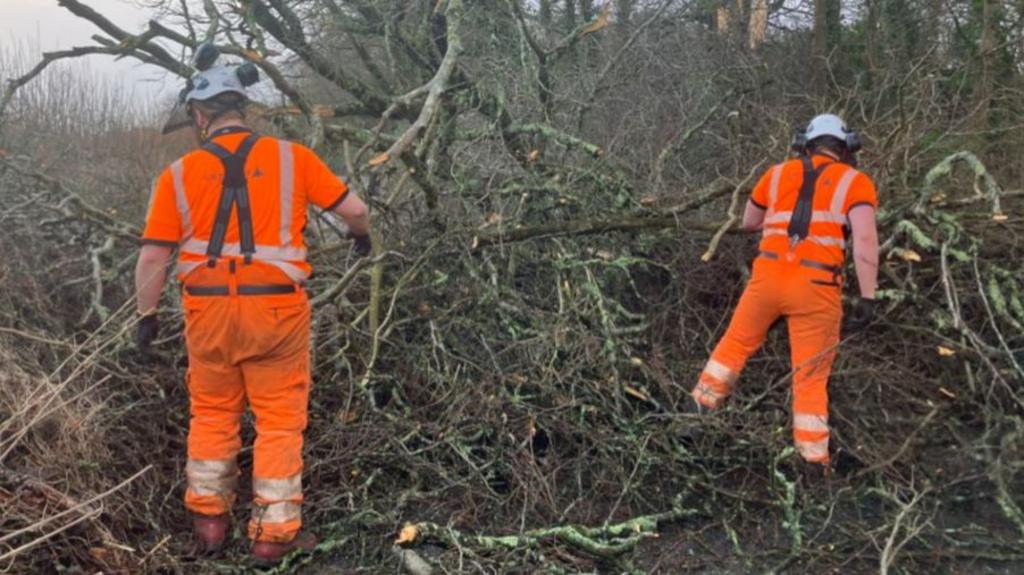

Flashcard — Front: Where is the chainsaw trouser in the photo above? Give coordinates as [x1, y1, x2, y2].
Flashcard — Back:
[181, 276, 311, 543]
[692, 255, 842, 463]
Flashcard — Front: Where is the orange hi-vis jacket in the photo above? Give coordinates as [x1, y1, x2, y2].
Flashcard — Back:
[751, 155, 877, 267]
[141, 128, 348, 284]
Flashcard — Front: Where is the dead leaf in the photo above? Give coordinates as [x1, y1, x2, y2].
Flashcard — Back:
[640, 195, 658, 206]
[891, 248, 922, 263]
[368, 152, 390, 167]
[937, 346, 956, 357]
[930, 192, 947, 204]
[417, 301, 433, 318]
[527, 149, 541, 163]
[624, 385, 649, 402]
[244, 49, 263, 62]
[89, 547, 110, 562]
[629, 357, 644, 367]
[527, 416, 537, 439]
[900, 249, 922, 262]
[337, 409, 359, 424]
[993, 213, 1009, 222]
[395, 523, 420, 545]
[595, 250, 613, 260]
[485, 212, 503, 226]
[581, 2, 611, 35]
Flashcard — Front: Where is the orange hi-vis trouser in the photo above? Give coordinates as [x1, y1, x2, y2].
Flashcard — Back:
[182, 261, 310, 543]
[692, 255, 842, 463]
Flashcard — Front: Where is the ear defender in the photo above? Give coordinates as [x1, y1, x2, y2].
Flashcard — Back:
[845, 129, 862, 154]
[193, 42, 221, 71]
[791, 127, 808, 154]
[236, 62, 260, 87]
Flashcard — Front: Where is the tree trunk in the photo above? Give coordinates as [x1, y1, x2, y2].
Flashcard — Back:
[748, 0, 768, 50]
[865, 0, 880, 78]
[974, 0, 996, 133]
[540, 0, 553, 27]
[616, 0, 635, 27]
[579, 0, 594, 20]
[812, 0, 840, 88]
[813, 0, 827, 72]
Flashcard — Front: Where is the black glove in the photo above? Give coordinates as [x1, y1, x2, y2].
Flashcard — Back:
[352, 233, 372, 257]
[137, 314, 160, 350]
[844, 298, 877, 334]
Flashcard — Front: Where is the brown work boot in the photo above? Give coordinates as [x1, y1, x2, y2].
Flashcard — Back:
[251, 531, 318, 564]
[193, 514, 230, 552]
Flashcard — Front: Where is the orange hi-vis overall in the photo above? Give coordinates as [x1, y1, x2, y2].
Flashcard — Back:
[142, 127, 349, 542]
[692, 154, 877, 463]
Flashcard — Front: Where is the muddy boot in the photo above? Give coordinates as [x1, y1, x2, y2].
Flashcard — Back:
[251, 531, 318, 565]
[193, 514, 230, 552]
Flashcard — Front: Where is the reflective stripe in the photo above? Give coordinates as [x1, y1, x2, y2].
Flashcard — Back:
[171, 160, 193, 237]
[278, 140, 294, 246]
[176, 258, 308, 283]
[692, 383, 726, 408]
[793, 413, 830, 433]
[266, 260, 309, 283]
[180, 239, 308, 261]
[768, 165, 782, 208]
[177, 260, 203, 278]
[830, 168, 858, 215]
[703, 358, 738, 385]
[186, 459, 239, 497]
[257, 501, 301, 524]
[806, 236, 847, 247]
[795, 438, 829, 460]
[253, 475, 302, 501]
[764, 210, 847, 226]
[763, 228, 846, 248]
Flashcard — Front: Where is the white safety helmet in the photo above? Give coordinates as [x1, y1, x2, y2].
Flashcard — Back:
[183, 65, 250, 103]
[792, 113, 862, 154]
[162, 43, 259, 134]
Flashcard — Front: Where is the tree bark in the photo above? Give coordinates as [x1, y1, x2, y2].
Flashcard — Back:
[748, 0, 768, 50]
[540, 0, 553, 27]
[974, 0, 996, 133]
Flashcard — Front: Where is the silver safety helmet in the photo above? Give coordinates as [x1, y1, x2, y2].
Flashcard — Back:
[161, 43, 258, 135]
[804, 114, 850, 143]
[792, 113, 862, 155]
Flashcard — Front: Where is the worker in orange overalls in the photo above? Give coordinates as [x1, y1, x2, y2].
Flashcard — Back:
[133, 44, 371, 563]
[686, 114, 879, 475]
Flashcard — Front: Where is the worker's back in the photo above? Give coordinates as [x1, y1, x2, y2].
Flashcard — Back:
[753, 155, 876, 267]
[142, 127, 350, 284]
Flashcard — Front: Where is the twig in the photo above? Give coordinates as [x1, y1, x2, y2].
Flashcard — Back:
[701, 161, 763, 261]
[0, 465, 152, 562]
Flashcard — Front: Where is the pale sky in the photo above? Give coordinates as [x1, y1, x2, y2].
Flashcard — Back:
[1, 0, 179, 100]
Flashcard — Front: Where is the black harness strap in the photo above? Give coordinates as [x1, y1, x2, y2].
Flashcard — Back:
[201, 133, 261, 266]
[787, 156, 822, 247]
